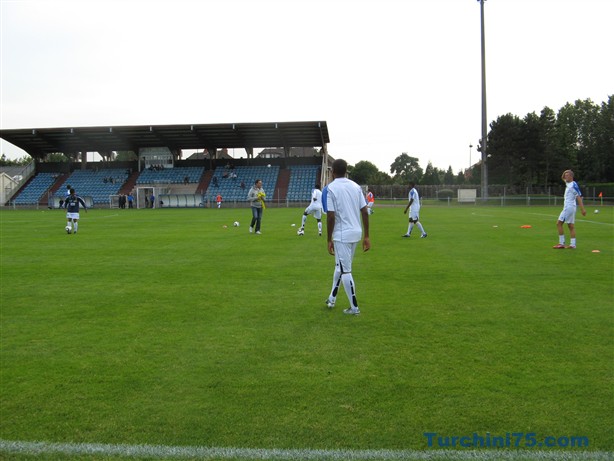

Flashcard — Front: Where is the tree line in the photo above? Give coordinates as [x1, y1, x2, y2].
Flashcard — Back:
[350, 95, 613, 186]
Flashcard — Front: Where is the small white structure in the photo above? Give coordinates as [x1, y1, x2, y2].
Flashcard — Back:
[458, 189, 477, 203]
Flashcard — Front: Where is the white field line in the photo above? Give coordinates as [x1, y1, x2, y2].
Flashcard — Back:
[526, 212, 614, 226]
[0, 440, 612, 461]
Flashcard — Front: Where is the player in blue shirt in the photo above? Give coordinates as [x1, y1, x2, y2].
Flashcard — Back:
[64, 188, 88, 234]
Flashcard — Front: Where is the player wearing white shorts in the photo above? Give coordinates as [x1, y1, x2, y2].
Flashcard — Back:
[299, 185, 323, 235]
[324, 159, 370, 315]
[64, 188, 88, 234]
[403, 182, 427, 238]
[553, 170, 586, 249]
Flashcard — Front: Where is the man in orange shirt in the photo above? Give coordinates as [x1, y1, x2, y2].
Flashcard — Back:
[366, 188, 375, 215]
[216, 194, 223, 209]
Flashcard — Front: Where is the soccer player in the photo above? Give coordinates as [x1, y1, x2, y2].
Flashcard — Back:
[64, 188, 87, 234]
[553, 169, 586, 249]
[366, 188, 375, 215]
[403, 182, 427, 238]
[299, 184, 323, 236]
[324, 159, 370, 315]
[216, 193, 223, 209]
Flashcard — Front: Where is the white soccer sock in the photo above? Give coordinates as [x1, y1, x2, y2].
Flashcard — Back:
[341, 273, 358, 309]
[408, 223, 414, 234]
[570, 238, 576, 246]
[67, 221, 72, 228]
[559, 235, 565, 245]
[301, 215, 307, 228]
[318, 221, 322, 233]
[74, 222, 78, 233]
[417, 223, 426, 234]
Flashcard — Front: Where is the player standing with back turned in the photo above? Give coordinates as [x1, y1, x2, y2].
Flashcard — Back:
[324, 159, 370, 315]
[64, 188, 87, 234]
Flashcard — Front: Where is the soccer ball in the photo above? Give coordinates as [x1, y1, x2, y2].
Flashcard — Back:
[594, 209, 600, 214]
[233, 221, 240, 227]
[65, 225, 72, 234]
[297, 229, 304, 236]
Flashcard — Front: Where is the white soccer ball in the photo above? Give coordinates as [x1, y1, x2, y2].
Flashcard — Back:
[65, 225, 72, 234]
[233, 221, 240, 227]
[594, 209, 600, 214]
[297, 229, 304, 236]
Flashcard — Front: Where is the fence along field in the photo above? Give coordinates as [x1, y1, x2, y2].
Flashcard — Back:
[1, 206, 612, 461]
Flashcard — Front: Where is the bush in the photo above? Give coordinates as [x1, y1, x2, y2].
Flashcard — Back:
[437, 189, 454, 200]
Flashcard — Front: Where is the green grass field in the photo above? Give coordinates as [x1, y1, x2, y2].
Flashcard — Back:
[1, 205, 613, 461]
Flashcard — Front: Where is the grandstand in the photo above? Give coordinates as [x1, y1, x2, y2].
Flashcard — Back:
[205, 165, 280, 202]
[136, 166, 205, 185]
[12, 172, 58, 205]
[286, 165, 320, 201]
[9, 161, 324, 208]
[56, 169, 128, 205]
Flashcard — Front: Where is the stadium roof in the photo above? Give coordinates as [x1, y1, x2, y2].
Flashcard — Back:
[0, 121, 330, 159]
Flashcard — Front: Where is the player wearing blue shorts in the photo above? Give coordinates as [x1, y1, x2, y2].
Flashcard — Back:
[553, 170, 586, 249]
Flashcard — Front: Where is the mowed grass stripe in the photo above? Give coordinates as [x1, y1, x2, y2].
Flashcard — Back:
[1, 440, 612, 461]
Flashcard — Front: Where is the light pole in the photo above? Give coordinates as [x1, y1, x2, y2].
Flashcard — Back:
[469, 144, 473, 168]
[478, 0, 488, 200]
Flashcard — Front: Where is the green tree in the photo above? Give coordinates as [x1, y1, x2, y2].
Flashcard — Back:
[443, 166, 455, 185]
[597, 95, 614, 181]
[390, 153, 423, 184]
[421, 161, 440, 185]
[350, 160, 379, 184]
[115, 151, 137, 161]
[0, 154, 31, 166]
[486, 113, 525, 185]
[43, 153, 70, 162]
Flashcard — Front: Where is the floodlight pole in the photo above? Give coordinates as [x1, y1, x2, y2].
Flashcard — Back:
[478, 0, 488, 200]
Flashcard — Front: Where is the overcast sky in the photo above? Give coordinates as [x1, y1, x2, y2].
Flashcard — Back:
[1, 0, 612, 174]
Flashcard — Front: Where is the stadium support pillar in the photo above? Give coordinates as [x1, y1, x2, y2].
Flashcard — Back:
[245, 147, 253, 159]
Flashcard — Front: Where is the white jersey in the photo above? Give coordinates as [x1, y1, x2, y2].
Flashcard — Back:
[326, 177, 366, 243]
[409, 187, 421, 213]
[305, 187, 323, 216]
[563, 181, 582, 209]
[312, 188, 323, 206]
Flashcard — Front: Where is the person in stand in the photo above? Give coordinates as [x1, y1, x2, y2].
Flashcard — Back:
[64, 188, 87, 234]
[324, 159, 370, 315]
[403, 182, 427, 238]
[298, 184, 323, 236]
[247, 179, 265, 234]
[553, 169, 586, 249]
